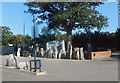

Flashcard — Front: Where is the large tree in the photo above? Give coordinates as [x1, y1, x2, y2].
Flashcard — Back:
[24, 2, 108, 58]
[0, 26, 13, 46]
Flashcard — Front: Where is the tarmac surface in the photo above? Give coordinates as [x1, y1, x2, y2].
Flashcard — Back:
[1, 55, 119, 81]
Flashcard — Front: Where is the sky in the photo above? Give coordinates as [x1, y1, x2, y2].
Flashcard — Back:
[1, 2, 119, 36]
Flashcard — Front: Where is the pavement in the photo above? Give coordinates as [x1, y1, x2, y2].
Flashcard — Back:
[1, 55, 119, 81]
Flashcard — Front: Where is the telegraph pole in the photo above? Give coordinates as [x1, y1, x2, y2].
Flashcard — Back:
[30, 12, 42, 72]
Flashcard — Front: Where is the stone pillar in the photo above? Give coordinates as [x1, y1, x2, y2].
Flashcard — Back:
[80, 47, 85, 60]
[6, 54, 18, 67]
[46, 42, 49, 51]
[54, 44, 58, 59]
[36, 47, 39, 52]
[17, 48, 21, 57]
[62, 40, 65, 51]
[48, 48, 52, 58]
[60, 40, 66, 59]
[36, 47, 39, 57]
[76, 50, 79, 60]
[69, 45, 72, 59]
[58, 50, 62, 59]
[40, 48, 44, 57]
[50, 48, 53, 58]
[46, 49, 49, 58]
[74, 48, 79, 60]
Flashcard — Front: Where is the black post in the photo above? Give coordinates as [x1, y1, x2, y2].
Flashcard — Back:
[33, 14, 36, 72]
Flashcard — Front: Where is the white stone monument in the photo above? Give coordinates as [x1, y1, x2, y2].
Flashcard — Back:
[46, 40, 66, 59]
[73, 47, 79, 60]
[62, 40, 65, 51]
[70, 45, 72, 59]
[40, 48, 44, 57]
[46, 42, 49, 51]
[58, 50, 62, 59]
[17, 47, 21, 57]
[17, 62, 29, 70]
[49, 47, 53, 58]
[6, 54, 18, 67]
[80, 47, 85, 60]
[54, 44, 58, 59]
[58, 40, 66, 59]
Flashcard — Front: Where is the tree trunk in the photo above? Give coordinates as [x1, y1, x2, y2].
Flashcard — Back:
[66, 30, 72, 59]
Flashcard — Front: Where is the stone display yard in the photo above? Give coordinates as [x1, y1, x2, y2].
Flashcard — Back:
[1, 55, 118, 81]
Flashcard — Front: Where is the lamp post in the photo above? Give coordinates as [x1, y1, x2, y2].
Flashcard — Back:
[32, 14, 42, 72]
[33, 15, 36, 62]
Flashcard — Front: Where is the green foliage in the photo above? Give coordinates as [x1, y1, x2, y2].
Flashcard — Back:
[24, 34, 33, 46]
[15, 34, 23, 45]
[14, 34, 33, 49]
[72, 31, 119, 51]
[0, 26, 13, 46]
[0, 26, 33, 47]
[24, 2, 108, 32]
[13, 34, 33, 47]
[8, 35, 16, 46]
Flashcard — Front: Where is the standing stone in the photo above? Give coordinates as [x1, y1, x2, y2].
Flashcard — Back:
[35, 48, 37, 57]
[59, 50, 66, 59]
[6, 54, 18, 67]
[48, 48, 51, 58]
[51, 48, 54, 58]
[63, 50, 66, 59]
[46, 40, 66, 59]
[46, 42, 49, 51]
[74, 47, 79, 60]
[69, 45, 72, 59]
[58, 50, 62, 59]
[62, 40, 65, 51]
[17, 62, 29, 70]
[80, 47, 85, 60]
[45, 49, 49, 58]
[17, 48, 21, 57]
[54, 44, 58, 59]
[49, 47, 53, 58]
[47, 47, 52, 58]
[76, 50, 80, 60]
[61, 40, 66, 58]
[40, 48, 44, 57]
[36, 47, 39, 57]
[37, 47, 39, 52]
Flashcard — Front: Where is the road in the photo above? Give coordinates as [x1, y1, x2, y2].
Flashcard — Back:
[1, 55, 119, 81]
